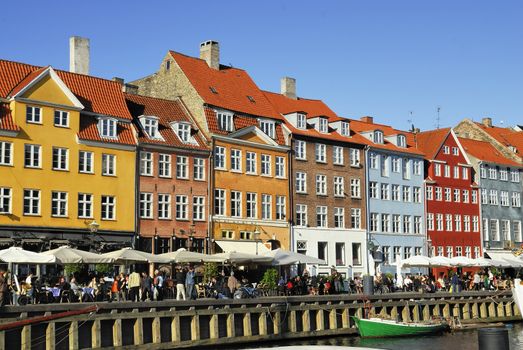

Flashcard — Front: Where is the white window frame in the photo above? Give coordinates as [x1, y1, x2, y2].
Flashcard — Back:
[351, 208, 361, 229]
[276, 195, 286, 220]
[193, 196, 205, 221]
[98, 117, 118, 139]
[0, 187, 12, 214]
[193, 158, 205, 181]
[140, 151, 153, 176]
[262, 194, 272, 220]
[0, 141, 13, 166]
[350, 148, 360, 166]
[295, 172, 307, 193]
[334, 207, 345, 228]
[350, 179, 361, 198]
[24, 144, 41, 168]
[334, 176, 345, 197]
[51, 191, 68, 217]
[230, 149, 242, 172]
[214, 189, 226, 216]
[79, 150, 94, 174]
[261, 154, 271, 176]
[315, 143, 326, 163]
[101, 195, 116, 220]
[175, 195, 189, 220]
[246, 151, 257, 174]
[158, 153, 172, 178]
[23, 189, 41, 216]
[217, 112, 233, 132]
[316, 206, 327, 227]
[158, 194, 171, 220]
[78, 193, 93, 219]
[296, 114, 306, 129]
[295, 204, 307, 227]
[333, 146, 344, 165]
[102, 153, 116, 176]
[26, 106, 42, 124]
[259, 120, 275, 139]
[246, 192, 257, 219]
[54, 110, 69, 128]
[295, 140, 306, 160]
[230, 191, 242, 218]
[316, 174, 327, 195]
[214, 146, 226, 170]
[275, 156, 285, 178]
[52, 147, 69, 171]
[139, 192, 153, 219]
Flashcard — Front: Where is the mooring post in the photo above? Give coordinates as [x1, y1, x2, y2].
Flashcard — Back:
[259, 310, 268, 336]
[191, 311, 200, 341]
[226, 307, 235, 338]
[21, 325, 31, 350]
[171, 308, 181, 343]
[302, 304, 311, 332]
[69, 321, 79, 350]
[152, 317, 162, 344]
[134, 317, 144, 345]
[45, 319, 55, 350]
[497, 302, 505, 318]
[504, 301, 513, 317]
[209, 306, 219, 339]
[316, 303, 325, 331]
[341, 303, 350, 329]
[272, 305, 281, 335]
[92, 319, 101, 348]
[288, 309, 297, 333]
[329, 303, 337, 330]
[113, 317, 122, 347]
[488, 302, 496, 318]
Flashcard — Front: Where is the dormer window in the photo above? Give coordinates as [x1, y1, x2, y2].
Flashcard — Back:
[297, 113, 306, 129]
[340, 121, 349, 136]
[318, 118, 328, 133]
[509, 146, 517, 153]
[176, 123, 191, 143]
[372, 130, 384, 144]
[259, 119, 275, 139]
[397, 134, 406, 148]
[217, 112, 233, 132]
[98, 117, 117, 139]
[139, 116, 161, 139]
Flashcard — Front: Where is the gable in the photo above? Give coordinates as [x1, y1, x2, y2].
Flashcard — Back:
[237, 131, 267, 144]
[22, 74, 77, 107]
[228, 125, 279, 146]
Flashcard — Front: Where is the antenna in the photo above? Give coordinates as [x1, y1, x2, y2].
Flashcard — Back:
[436, 106, 441, 129]
[408, 111, 414, 130]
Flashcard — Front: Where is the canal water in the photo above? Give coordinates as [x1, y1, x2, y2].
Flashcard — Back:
[215, 322, 523, 350]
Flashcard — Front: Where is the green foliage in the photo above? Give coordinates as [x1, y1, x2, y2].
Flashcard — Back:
[385, 272, 394, 280]
[203, 262, 218, 284]
[95, 263, 113, 275]
[64, 263, 83, 276]
[260, 268, 278, 289]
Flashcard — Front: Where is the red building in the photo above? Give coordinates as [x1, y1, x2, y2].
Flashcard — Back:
[417, 128, 482, 260]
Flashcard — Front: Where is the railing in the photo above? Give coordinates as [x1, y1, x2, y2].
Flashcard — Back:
[0, 291, 520, 350]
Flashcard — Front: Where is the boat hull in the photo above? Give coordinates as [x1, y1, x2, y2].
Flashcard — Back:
[351, 316, 448, 338]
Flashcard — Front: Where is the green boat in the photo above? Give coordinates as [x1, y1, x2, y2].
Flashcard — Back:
[351, 316, 449, 338]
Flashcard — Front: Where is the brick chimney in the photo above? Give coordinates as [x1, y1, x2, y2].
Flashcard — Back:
[482, 117, 492, 127]
[69, 36, 90, 75]
[281, 77, 297, 100]
[199, 40, 220, 70]
[360, 116, 374, 124]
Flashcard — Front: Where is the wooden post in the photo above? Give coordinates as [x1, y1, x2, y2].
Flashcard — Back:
[423, 305, 430, 321]
[402, 305, 411, 322]
[488, 302, 496, 318]
[113, 318, 122, 347]
[288, 310, 297, 333]
[92, 319, 101, 348]
[432, 304, 440, 317]
[302, 309, 311, 332]
[273, 309, 281, 335]
[442, 304, 450, 318]
[69, 321, 79, 350]
[452, 303, 460, 318]
[226, 312, 235, 338]
[209, 306, 219, 339]
[480, 302, 488, 318]
[259, 312, 268, 336]
[462, 303, 471, 320]
[21, 325, 31, 350]
[152, 317, 162, 344]
[505, 301, 513, 317]
[0, 331, 5, 350]
[134, 317, 144, 345]
[391, 306, 398, 320]
[191, 313, 200, 341]
[171, 313, 181, 343]
[329, 308, 338, 330]
[412, 304, 420, 322]
[316, 306, 325, 331]
[46, 321, 55, 350]
[513, 302, 521, 316]
[341, 308, 350, 329]
[471, 302, 479, 319]
[497, 302, 505, 318]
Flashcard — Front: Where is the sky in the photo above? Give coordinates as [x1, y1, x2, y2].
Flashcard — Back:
[1, 1, 522, 131]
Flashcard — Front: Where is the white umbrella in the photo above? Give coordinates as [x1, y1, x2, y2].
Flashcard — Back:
[501, 257, 523, 268]
[42, 246, 114, 264]
[263, 248, 325, 266]
[212, 251, 273, 265]
[400, 255, 432, 267]
[429, 255, 452, 267]
[101, 248, 170, 264]
[450, 256, 476, 267]
[0, 247, 56, 264]
[158, 248, 217, 263]
[473, 258, 509, 267]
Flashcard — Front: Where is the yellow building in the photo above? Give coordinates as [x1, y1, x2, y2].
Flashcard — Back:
[0, 61, 136, 250]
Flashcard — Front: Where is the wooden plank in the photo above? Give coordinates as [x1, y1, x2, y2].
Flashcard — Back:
[113, 318, 122, 347]
[134, 317, 144, 345]
[92, 319, 101, 348]
[152, 317, 162, 344]
[46, 322, 55, 350]
[21, 325, 31, 350]
[69, 321, 79, 350]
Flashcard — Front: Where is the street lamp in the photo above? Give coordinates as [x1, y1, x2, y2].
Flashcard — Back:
[88, 220, 100, 234]
[253, 228, 261, 255]
[427, 237, 433, 257]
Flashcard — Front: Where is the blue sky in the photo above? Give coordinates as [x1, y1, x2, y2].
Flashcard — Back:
[1, 1, 521, 131]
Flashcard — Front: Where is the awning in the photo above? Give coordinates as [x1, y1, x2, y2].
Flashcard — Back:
[215, 240, 270, 255]
[485, 250, 523, 268]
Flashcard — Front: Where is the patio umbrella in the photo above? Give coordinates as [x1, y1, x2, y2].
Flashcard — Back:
[400, 255, 432, 267]
[450, 256, 476, 267]
[158, 248, 219, 263]
[101, 247, 170, 264]
[429, 255, 452, 267]
[42, 246, 114, 264]
[212, 251, 273, 265]
[263, 248, 325, 266]
[0, 247, 56, 264]
[501, 257, 523, 268]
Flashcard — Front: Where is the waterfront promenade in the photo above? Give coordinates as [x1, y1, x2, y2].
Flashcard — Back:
[0, 290, 519, 349]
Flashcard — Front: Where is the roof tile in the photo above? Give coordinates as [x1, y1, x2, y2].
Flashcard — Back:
[459, 137, 521, 167]
[0, 103, 19, 132]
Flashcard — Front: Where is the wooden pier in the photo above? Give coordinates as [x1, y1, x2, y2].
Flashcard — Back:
[0, 291, 520, 349]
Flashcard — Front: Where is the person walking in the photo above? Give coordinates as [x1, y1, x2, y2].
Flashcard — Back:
[185, 266, 195, 300]
[175, 267, 186, 300]
[0, 270, 7, 307]
[128, 270, 141, 302]
[141, 272, 153, 301]
[473, 272, 481, 291]
[153, 270, 164, 301]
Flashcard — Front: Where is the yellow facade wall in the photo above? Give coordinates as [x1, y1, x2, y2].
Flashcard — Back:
[0, 76, 135, 233]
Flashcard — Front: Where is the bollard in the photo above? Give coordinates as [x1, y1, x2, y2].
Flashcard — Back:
[478, 328, 509, 350]
[363, 275, 374, 295]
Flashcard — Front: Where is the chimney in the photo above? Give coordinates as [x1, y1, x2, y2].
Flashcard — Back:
[112, 77, 124, 85]
[69, 36, 90, 75]
[360, 116, 374, 124]
[281, 77, 297, 100]
[199, 40, 220, 69]
[123, 83, 139, 95]
[482, 117, 492, 127]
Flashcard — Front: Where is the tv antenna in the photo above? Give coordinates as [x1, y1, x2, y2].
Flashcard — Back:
[436, 106, 441, 129]
[407, 111, 414, 132]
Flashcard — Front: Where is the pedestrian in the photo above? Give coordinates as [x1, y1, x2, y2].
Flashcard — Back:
[0, 270, 7, 307]
[185, 266, 195, 300]
[175, 267, 186, 300]
[128, 270, 141, 302]
[153, 270, 164, 301]
[473, 272, 481, 291]
[141, 272, 153, 301]
[227, 271, 240, 295]
[111, 275, 120, 301]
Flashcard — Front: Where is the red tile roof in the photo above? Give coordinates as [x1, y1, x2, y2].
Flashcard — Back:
[77, 117, 136, 146]
[204, 107, 286, 146]
[474, 122, 523, 159]
[0, 103, 19, 132]
[125, 93, 208, 151]
[169, 51, 281, 120]
[9, 66, 48, 97]
[458, 137, 521, 167]
[262, 90, 339, 119]
[415, 128, 451, 159]
[0, 59, 132, 120]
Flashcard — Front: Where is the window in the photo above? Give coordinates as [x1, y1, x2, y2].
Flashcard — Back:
[381, 155, 389, 177]
[296, 114, 306, 129]
[402, 158, 411, 179]
[455, 214, 462, 231]
[140, 152, 153, 176]
[397, 135, 406, 148]
[489, 167, 497, 179]
[261, 154, 271, 176]
[463, 190, 469, 203]
[230, 191, 242, 217]
[426, 186, 433, 200]
[316, 174, 327, 195]
[436, 214, 443, 231]
[369, 153, 379, 169]
[446, 246, 453, 258]
[453, 166, 460, 179]
[444, 188, 451, 202]
[175, 195, 188, 220]
[453, 189, 460, 202]
[79, 151, 93, 173]
[392, 184, 400, 201]
[0, 142, 12, 166]
[158, 194, 171, 219]
[483, 219, 489, 241]
[352, 243, 362, 265]
[462, 167, 469, 180]
[443, 146, 450, 154]
[158, 154, 171, 178]
[456, 246, 462, 257]
[26, 106, 41, 123]
[214, 146, 226, 170]
[176, 156, 188, 179]
[500, 191, 509, 206]
[316, 206, 327, 227]
[512, 192, 521, 207]
[193, 196, 205, 221]
[413, 187, 421, 203]
[99, 117, 117, 138]
[351, 208, 361, 229]
[381, 184, 390, 200]
[473, 216, 479, 232]
[217, 112, 233, 131]
[373, 130, 384, 144]
[334, 207, 345, 228]
[315, 144, 326, 163]
[52, 147, 68, 171]
[393, 246, 402, 262]
[402, 186, 411, 202]
[511, 170, 520, 183]
[259, 120, 275, 138]
[350, 179, 361, 198]
[403, 215, 412, 233]
[53, 110, 69, 127]
[392, 157, 401, 173]
[176, 122, 191, 143]
[369, 182, 378, 199]
[413, 160, 422, 175]
[276, 196, 286, 220]
[434, 163, 441, 177]
[318, 117, 328, 133]
[403, 247, 412, 259]
[222, 230, 234, 239]
[262, 194, 272, 220]
[318, 242, 328, 262]
[502, 220, 511, 241]
[382, 246, 391, 263]
[474, 247, 480, 259]
[340, 121, 349, 136]
[78, 193, 93, 218]
[23, 189, 41, 216]
[295, 140, 306, 160]
[435, 187, 442, 201]
[193, 158, 205, 180]
[0, 187, 12, 214]
[297, 240, 307, 255]
[414, 216, 422, 234]
[101, 154, 116, 176]
[334, 176, 344, 197]
[445, 214, 453, 231]
[350, 148, 360, 166]
[231, 149, 242, 172]
[490, 220, 500, 241]
[514, 221, 522, 242]
[465, 246, 471, 258]
[246, 192, 257, 219]
[335, 242, 345, 266]
[444, 165, 450, 178]
[275, 156, 285, 178]
[142, 117, 160, 139]
[296, 172, 307, 193]
[415, 247, 423, 257]
[214, 189, 226, 216]
[437, 246, 443, 257]
[51, 191, 67, 217]
[101, 195, 115, 220]
[464, 215, 471, 232]
[500, 169, 508, 181]
[24, 144, 41, 168]
[370, 213, 379, 232]
[333, 146, 344, 165]
[489, 190, 498, 205]
[480, 166, 487, 179]
[240, 231, 253, 240]
[472, 190, 478, 204]
[246, 152, 257, 174]
[381, 214, 390, 232]
[452, 147, 459, 156]
[295, 204, 307, 226]
[136, 193, 154, 222]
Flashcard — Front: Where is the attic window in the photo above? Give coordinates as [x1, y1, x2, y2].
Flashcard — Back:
[166, 60, 171, 70]
[318, 117, 328, 133]
[297, 114, 306, 129]
[140, 116, 162, 140]
[509, 146, 517, 153]
[372, 130, 384, 144]
[259, 119, 275, 139]
[209, 86, 218, 94]
[397, 134, 406, 148]
[340, 121, 349, 136]
[98, 117, 118, 139]
[247, 96, 255, 103]
[217, 112, 233, 132]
